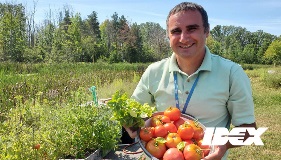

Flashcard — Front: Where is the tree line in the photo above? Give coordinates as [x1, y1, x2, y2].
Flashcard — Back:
[0, 2, 281, 64]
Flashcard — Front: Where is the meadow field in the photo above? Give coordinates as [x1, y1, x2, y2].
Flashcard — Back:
[0, 62, 280, 159]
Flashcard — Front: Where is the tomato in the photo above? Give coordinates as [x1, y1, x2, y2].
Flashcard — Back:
[165, 133, 182, 148]
[151, 115, 171, 127]
[163, 122, 177, 133]
[177, 122, 194, 140]
[140, 127, 155, 142]
[151, 115, 163, 127]
[146, 138, 167, 159]
[163, 148, 184, 160]
[197, 139, 210, 157]
[154, 125, 168, 138]
[183, 144, 203, 160]
[164, 107, 181, 121]
[192, 124, 204, 140]
[185, 119, 204, 140]
[173, 117, 186, 129]
[33, 143, 40, 150]
[184, 139, 195, 146]
[161, 115, 171, 124]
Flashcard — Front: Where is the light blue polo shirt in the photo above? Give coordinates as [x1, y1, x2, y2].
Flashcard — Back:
[132, 46, 255, 128]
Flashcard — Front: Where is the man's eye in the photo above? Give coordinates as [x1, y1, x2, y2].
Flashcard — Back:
[171, 29, 181, 34]
[187, 27, 198, 32]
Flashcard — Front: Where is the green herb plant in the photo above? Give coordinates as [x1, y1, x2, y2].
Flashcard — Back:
[107, 91, 156, 129]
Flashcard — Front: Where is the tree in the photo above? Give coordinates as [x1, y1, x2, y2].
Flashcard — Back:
[80, 11, 102, 62]
[240, 44, 256, 64]
[206, 35, 223, 56]
[252, 30, 276, 64]
[65, 13, 83, 62]
[125, 23, 143, 63]
[140, 22, 170, 61]
[264, 39, 281, 65]
[0, 3, 26, 62]
[82, 11, 100, 40]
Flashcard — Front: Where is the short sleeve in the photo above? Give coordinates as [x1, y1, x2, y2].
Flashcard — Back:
[227, 65, 255, 126]
[131, 66, 155, 106]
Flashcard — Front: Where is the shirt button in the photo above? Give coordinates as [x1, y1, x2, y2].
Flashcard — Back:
[185, 91, 189, 94]
[187, 79, 190, 82]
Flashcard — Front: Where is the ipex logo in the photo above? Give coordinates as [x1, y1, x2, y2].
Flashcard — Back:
[202, 127, 268, 146]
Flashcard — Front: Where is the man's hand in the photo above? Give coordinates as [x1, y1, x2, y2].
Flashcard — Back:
[201, 145, 227, 160]
[123, 126, 138, 138]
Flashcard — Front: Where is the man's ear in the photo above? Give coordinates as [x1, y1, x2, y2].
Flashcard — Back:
[205, 28, 210, 38]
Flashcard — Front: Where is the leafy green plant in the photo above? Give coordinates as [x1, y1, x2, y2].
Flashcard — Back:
[0, 89, 121, 159]
[107, 91, 156, 129]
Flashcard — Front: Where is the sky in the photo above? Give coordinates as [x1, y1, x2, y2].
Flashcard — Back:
[5, 0, 281, 36]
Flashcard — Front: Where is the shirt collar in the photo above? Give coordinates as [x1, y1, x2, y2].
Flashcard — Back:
[169, 46, 212, 74]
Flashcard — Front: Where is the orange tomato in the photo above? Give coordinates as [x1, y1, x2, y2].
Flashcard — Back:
[146, 139, 167, 159]
[164, 107, 181, 121]
[165, 133, 182, 148]
[183, 144, 203, 160]
[177, 122, 194, 140]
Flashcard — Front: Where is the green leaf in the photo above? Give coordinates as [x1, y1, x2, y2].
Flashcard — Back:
[155, 137, 166, 144]
[107, 91, 156, 127]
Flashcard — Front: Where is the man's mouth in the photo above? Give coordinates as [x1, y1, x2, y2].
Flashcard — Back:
[180, 43, 194, 48]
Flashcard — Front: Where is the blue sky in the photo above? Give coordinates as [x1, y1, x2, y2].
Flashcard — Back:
[9, 0, 281, 36]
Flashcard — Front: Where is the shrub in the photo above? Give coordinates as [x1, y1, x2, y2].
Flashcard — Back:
[261, 68, 281, 89]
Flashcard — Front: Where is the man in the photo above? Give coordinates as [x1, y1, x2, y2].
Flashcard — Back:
[126, 2, 256, 159]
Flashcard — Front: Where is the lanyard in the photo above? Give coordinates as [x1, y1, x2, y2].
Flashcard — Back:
[173, 71, 200, 113]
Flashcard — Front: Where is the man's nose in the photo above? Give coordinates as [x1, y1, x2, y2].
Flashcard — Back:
[179, 32, 190, 43]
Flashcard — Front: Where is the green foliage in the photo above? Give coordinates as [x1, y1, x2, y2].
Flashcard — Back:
[1, 2, 280, 64]
[107, 91, 156, 128]
[0, 89, 121, 159]
[264, 39, 281, 65]
[0, 3, 26, 62]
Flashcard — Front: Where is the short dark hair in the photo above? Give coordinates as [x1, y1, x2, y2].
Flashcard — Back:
[166, 2, 210, 33]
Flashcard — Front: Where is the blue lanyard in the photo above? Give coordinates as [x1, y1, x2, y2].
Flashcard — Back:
[173, 71, 200, 113]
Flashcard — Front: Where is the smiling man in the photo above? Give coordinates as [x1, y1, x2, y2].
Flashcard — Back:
[125, 2, 257, 160]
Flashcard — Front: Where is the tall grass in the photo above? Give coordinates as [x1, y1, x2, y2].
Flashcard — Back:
[0, 62, 148, 121]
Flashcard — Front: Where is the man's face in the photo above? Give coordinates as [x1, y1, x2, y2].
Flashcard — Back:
[168, 10, 209, 59]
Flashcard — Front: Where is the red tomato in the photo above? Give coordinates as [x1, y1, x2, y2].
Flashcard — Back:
[146, 139, 167, 159]
[161, 115, 171, 124]
[197, 139, 210, 157]
[183, 144, 203, 160]
[164, 107, 181, 121]
[192, 124, 204, 140]
[140, 127, 155, 142]
[173, 117, 185, 129]
[154, 125, 168, 138]
[33, 143, 40, 150]
[165, 133, 182, 148]
[163, 123, 177, 133]
[177, 123, 194, 140]
[185, 120, 204, 140]
[163, 148, 184, 160]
